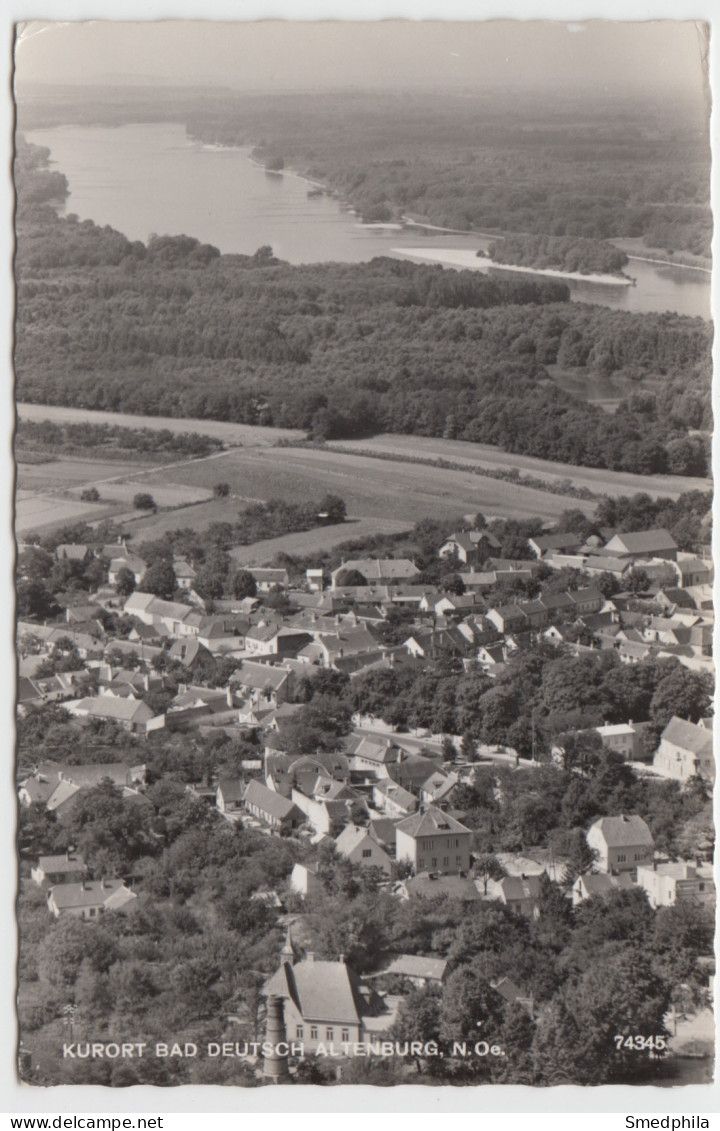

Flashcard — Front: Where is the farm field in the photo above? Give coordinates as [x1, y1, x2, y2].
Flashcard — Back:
[329, 435, 712, 500]
[227, 517, 413, 565]
[135, 445, 595, 525]
[17, 402, 709, 501]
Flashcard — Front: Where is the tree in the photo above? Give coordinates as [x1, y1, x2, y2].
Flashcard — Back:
[625, 567, 651, 594]
[441, 572, 466, 595]
[318, 493, 347, 523]
[140, 560, 177, 600]
[213, 482, 230, 498]
[230, 569, 257, 599]
[133, 492, 156, 511]
[649, 663, 713, 727]
[473, 853, 506, 894]
[80, 487, 100, 502]
[335, 568, 367, 587]
[390, 985, 443, 1071]
[114, 566, 136, 597]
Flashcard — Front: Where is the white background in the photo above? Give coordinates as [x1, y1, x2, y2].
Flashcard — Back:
[1, 0, 718, 1121]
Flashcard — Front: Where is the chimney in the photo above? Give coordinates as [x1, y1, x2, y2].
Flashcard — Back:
[226, 685, 234, 709]
[338, 954, 346, 964]
[263, 996, 289, 1084]
[305, 952, 315, 963]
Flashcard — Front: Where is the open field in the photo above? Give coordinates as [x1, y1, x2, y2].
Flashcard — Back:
[329, 435, 711, 500]
[227, 517, 413, 565]
[15, 490, 112, 534]
[135, 446, 596, 525]
[17, 457, 143, 491]
[18, 402, 708, 500]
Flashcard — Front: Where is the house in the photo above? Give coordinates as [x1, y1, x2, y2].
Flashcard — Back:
[636, 862, 715, 909]
[108, 555, 147, 586]
[486, 605, 528, 634]
[654, 716, 714, 783]
[263, 952, 370, 1052]
[395, 807, 471, 874]
[47, 878, 137, 920]
[231, 660, 294, 705]
[671, 557, 713, 589]
[331, 559, 420, 589]
[604, 529, 678, 562]
[528, 533, 583, 558]
[216, 777, 246, 814]
[594, 721, 654, 762]
[488, 874, 543, 917]
[334, 824, 392, 874]
[245, 626, 312, 659]
[438, 530, 501, 566]
[568, 587, 604, 615]
[65, 695, 157, 734]
[249, 568, 290, 593]
[403, 873, 482, 901]
[173, 560, 197, 590]
[350, 737, 401, 777]
[56, 543, 92, 564]
[586, 814, 655, 874]
[31, 851, 87, 887]
[306, 568, 325, 591]
[244, 779, 303, 832]
[290, 790, 349, 837]
[420, 770, 458, 807]
[571, 872, 636, 905]
[290, 861, 323, 900]
[372, 954, 448, 988]
[372, 780, 417, 818]
[490, 977, 535, 1018]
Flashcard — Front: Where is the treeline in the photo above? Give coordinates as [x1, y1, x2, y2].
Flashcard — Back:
[15, 419, 223, 459]
[180, 89, 711, 256]
[488, 234, 629, 276]
[15, 147, 712, 476]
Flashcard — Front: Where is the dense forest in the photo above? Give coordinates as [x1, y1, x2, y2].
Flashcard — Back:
[488, 235, 629, 276]
[14, 143, 712, 478]
[16, 86, 712, 257]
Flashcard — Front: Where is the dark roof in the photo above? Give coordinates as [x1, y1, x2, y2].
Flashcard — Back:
[244, 779, 300, 821]
[264, 959, 362, 1023]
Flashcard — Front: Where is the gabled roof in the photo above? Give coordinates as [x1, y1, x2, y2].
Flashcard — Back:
[335, 824, 386, 857]
[377, 954, 448, 981]
[264, 958, 362, 1024]
[244, 779, 300, 821]
[588, 814, 654, 848]
[661, 716, 713, 757]
[396, 806, 470, 838]
[605, 528, 678, 555]
[49, 879, 136, 910]
[36, 852, 87, 874]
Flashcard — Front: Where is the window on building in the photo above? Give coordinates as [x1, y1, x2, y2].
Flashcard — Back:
[431, 858, 437, 868]
[443, 857, 449, 867]
[362, 849, 372, 858]
[456, 856, 462, 864]
[699, 883, 705, 892]
[326, 1028, 334, 1042]
[296, 1026, 304, 1039]
[617, 854, 626, 863]
[418, 858, 424, 869]
[341, 1029, 350, 1042]
[310, 1027, 318, 1040]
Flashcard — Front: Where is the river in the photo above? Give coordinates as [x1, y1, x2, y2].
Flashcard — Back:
[27, 122, 711, 319]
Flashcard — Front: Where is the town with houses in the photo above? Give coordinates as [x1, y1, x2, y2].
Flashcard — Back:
[15, 504, 716, 1087]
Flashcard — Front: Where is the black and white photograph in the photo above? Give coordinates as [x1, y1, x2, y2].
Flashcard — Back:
[10, 14, 716, 1099]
